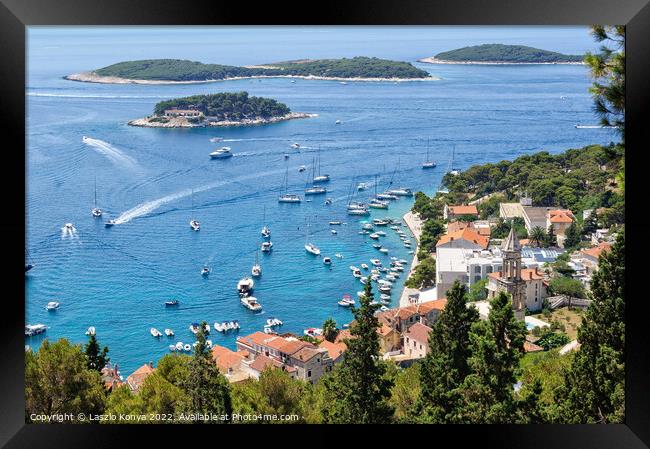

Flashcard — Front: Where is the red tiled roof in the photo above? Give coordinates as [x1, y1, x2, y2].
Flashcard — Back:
[126, 363, 155, 391]
[211, 344, 245, 372]
[318, 339, 347, 360]
[489, 268, 544, 281]
[249, 354, 297, 373]
[436, 227, 489, 249]
[548, 209, 575, 223]
[447, 221, 472, 233]
[580, 242, 612, 260]
[447, 205, 478, 216]
[291, 346, 323, 362]
[404, 322, 432, 345]
[524, 341, 544, 352]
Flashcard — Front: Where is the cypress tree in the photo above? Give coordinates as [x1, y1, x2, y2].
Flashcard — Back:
[84, 334, 110, 372]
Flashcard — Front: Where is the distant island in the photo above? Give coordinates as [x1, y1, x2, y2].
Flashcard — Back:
[128, 92, 315, 128]
[66, 57, 435, 84]
[418, 44, 584, 65]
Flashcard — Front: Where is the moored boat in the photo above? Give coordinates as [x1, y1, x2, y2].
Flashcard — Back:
[241, 295, 262, 312]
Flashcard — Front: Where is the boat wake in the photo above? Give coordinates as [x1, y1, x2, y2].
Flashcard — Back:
[60, 225, 81, 243]
[82, 137, 139, 170]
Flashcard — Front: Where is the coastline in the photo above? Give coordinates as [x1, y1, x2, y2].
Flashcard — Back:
[417, 57, 585, 65]
[399, 211, 424, 307]
[128, 112, 317, 128]
[65, 71, 439, 85]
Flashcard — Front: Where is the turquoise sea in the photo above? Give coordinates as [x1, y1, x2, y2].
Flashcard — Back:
[26, 26, 617, 375]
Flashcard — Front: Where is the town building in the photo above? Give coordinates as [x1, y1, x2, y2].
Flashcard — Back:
[375, 300, 447, 333]
[126, 362, 155, 392]
[316, 338, 347, 364]
[436, 226, 489, 250]
[488, 267, 547, 312]
[443, 204, 479, 221]
[211, 344, 251, 383]
[499, 201, 562, 234]
[403, 322, 432, 359]
[446, 220, 491, 237]
[236, 332, 334, 383]
[100, 363, 124, 391]
[546, 209, 575, 246]
[163, 108, 203, 117]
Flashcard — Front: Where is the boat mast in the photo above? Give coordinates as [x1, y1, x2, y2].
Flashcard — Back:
[426, 138, 430, 162]
[94, 176, 98, 208]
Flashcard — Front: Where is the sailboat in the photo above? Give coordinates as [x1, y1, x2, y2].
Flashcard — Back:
[278, 165, 301, 203]
[305, 157, 327, 195]
[91, 177, 102, 217]
[189, 189, 200, 231]
[312, 146, 330, 183]
[369, 174, 389, 209]
[304, 218, 321, 255]
[386, 158, 413, 197]
[422, 138, 436, 169]
[261, 206, 271, 238]
[447, 144, 461, 175]
[251, 250, 262, 277]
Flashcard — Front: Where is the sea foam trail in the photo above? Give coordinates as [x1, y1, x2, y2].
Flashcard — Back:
[82, 137, 139, 170]
[114, 166, 293, 224]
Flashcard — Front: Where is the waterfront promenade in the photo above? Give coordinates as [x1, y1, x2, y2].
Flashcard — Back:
[399, 211, 424, 307]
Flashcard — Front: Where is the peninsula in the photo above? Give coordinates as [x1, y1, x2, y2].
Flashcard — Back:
[66, 57, 434, 84]
[128, 92, 314, 128]
[418, 44, 584, 65]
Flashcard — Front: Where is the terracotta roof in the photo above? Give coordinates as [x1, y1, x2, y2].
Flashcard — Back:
[126, 363, 155, 391]
[376, 300, 447, 327]
[249, 354, 297, 374]
[237, 332, 312, 356]
[318, 339, 347, 360]
[334, 329, 352, 344]
[404, 322, 432, 345]
[238, 331, 276, 348]
[291, 346, 324, 362]
[447, 205, 478, 216]
[377, 323, 395, 337]
[436, 227, 489, 249]
[489, 268, 544, 281]
[211, 344, 245, 372]
[548, 209, 575, 223]
[447, 221, 472, 233]
[418, 298, 448, 312]
[580, 242, 612, 260]
[524, 341, 544, 352]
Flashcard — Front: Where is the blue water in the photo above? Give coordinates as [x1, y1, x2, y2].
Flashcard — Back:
[26, 27, 617, 375]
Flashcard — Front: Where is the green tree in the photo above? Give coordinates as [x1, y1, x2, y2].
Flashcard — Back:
[582, 212, 599, 236]
[415, 281, 479, 423]
[418, 219, 445, 253]
[84, 334, 110, 373]
[25, 339, 107, 421]
[404, 255, 436, 290]
[549, 276, 585, 298]
[322, 317, 339, 343]
[555, 231, 625, 423]
[530, 226, 547, 248]
[468, 278, 488, 302]
[563, 222, 582, 249]
[456, 292, 528, 423]
[320, 280, 394, 423]
[584, 26, 625, 139]
[545, 225, 557, 247]
[180, 322, 232, 422]
[389, 364, 421, 423]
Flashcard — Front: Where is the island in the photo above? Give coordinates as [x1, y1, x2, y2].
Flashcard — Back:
[65, 57, 434, 84]
[418, 44, 584, 65]
[128, 92, 315, 128]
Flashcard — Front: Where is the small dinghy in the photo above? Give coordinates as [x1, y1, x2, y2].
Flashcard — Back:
[164, 328, 174, 337]
[150, 328, 162, 338]
[85, 326, 96, 336]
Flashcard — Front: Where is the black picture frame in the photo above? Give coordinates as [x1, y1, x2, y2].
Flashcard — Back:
[2, 0, 649, 446]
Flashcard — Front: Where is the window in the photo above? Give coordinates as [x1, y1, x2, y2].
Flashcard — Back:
[419, 344, 422, 350]
[486, 266, 493, 273]
[317, 358, 320, 363]
[307, 370, 312, 378]
[475, 266, 481, 274]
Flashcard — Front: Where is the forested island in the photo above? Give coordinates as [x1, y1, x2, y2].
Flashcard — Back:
[419, 44, 584, 64]
[66, 57, 433, 84]
[128, 92, 315, 128]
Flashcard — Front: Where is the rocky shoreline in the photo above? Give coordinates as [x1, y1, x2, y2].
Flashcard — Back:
[128, 112, 317, 128]
[65, 71, 438, 85]
[417, 57, 585, 65]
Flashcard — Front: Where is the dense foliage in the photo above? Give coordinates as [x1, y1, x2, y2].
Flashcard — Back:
[434, 44, 583, 63]
[153, 92, 291, 121]
[404, 254, 436, 290]
[95, 57, 430, 81]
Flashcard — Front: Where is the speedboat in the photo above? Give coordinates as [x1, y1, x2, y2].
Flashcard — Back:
[369, 233, 380, 239]
[190, 219, 201, 231]
[241, 296, 262, 312]
[372, 219, 389, 226]
[379, 248, 389, 254]
[261, 226, 271, 238]
[291, 143, 300, 149]
[299, 165, 306, 172]
[304, 328, 323, 337]
[201, 267, 210, 276]
[105, 219, 116, 228]
[165, 299, 179, 307]
[85, 326, 96, 336]
[209, 147, 233, 159]
[46, 301, 60, 311]
[329, 221, 342, 225]
[237, 277, 254, 295]
[362, 223, 374, 230]
[278, 194, 302, 203]
[386, 188, 413, 197]
[331, 229, 337, 235]
[25, 324, 47, 337]
[252, 264, 262, 277]
[261, 241, 273, 252]
[305, 243, 321, 256]
[150, 328, 162, 338]
[370, 259, 382, 267]
[361, 263, 369, 270]
[313, 174, 330, 183]
[422, 161, 437, 169]
[305, 186, 327, 195]
[338, 295, 355, 307]
[164, 328, 174, 337]
[323, 257, 332, 265]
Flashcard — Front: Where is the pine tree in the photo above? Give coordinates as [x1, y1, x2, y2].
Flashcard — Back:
[456, 291, 527, 423]
[84, 334, 110, 372]
[545, 224, 557, 247]
[320, 278, 394, 423]
[555, 231, 625, 423]
[415, 281, 479, 423]
[181, 321, 232, 422]
[563, 222, 582, 249]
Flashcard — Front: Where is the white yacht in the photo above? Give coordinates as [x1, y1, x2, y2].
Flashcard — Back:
[422, 138, 436, 169]
[46, 301, 60, 311]
[305, 243, 321, 256]
[261, 241, 273, 252]
[237, 277, 255, 295]
[241, 295, 262, 312]
[209, 147, 233, 159]
[305, 186, 327, 195]
[278, 193, 301, 203]
[91, 177, 102, 218]
[338, 295, 355, 307]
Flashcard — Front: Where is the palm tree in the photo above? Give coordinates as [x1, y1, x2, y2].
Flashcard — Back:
[530, 226, 546, 248]
[323, 317, 339, 342]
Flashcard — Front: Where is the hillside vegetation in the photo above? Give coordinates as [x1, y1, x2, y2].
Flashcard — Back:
[434, 44, 583, 63]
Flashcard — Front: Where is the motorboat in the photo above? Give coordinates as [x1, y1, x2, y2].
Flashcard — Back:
[379, 248, 389, 254]
[85, 326, 96, 336]
[376, 231, 387, 236]
[323, 257, 332, 265]
[175, 342, 184, 351]
[379, 285, 392, 294]
[64, 223, 75, 231]
[335, 253, 344, 259]
[359, 277, 368, 284]
[169, 344, 176, 352]
[25, 324, 47, 337]
[105, 219, 116, 228]
[284, 153, 290, 159]
[368, 200, 389, 209]
[278, 194, 301, 203]
[338, 295, 355, 307]
[252, 263, 262, 277]
[369, 233, 380, 240]
[184, 344, 191, 352]
[165, 299, 179, 307]
[305, 186, 327, 195]
[241, 295, 262, 312]
[209, 137, 224, 143]
[261, 226, 271, 238]
[372, 244, 382, 249]
[352, 269, 362, 278]
[189, 323, 200, 334]
[370, 259, 382, 267]
[357, 291, 365, 299]
[305, 243, 321, 256]
[386, 188, 413, 197]
[150, 328, 162, 338]
[361, 263, 369, 270]
[372, 219, 389, 226]
[46, 301, 60, 311]
[201, 267, 210, 277]
[329, 221, 342, 225]
[190, 219, 201, 231]
[25, 263, 34, 273]
[362, 224, 374, 231]
[331, 229, 337, 235]
[325, 198, 333, 205]
[237, 277, 254, 295]
[291, 143, 300, 149]
[380, 294, 391, 302]
[398, 259, 409, 265]
[349, 265, 359, 271]
[357, 183, 369, 191]
[359, 231, 369, 235]
[303, 328, 323, 337]
[264, 327, 277, 334]
[261, 241, 273, 252]
[378, 279, 393, 287]
[91, 208, 102, 218]
[386, 274, 397, 281]
[164, 328, 174, 337]
[209, 147, 233, 159]
[335, 120, 341, 124]
[266, 317, 283, 327]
